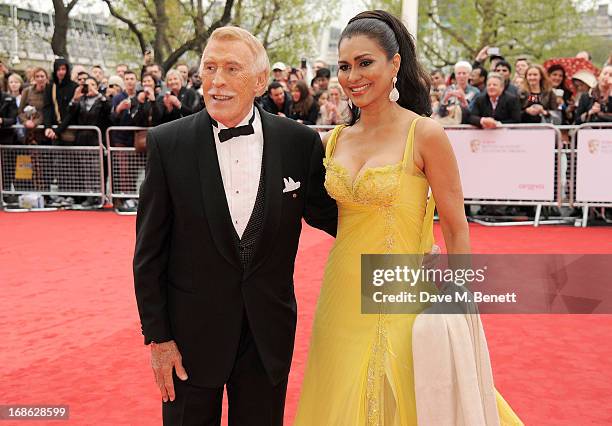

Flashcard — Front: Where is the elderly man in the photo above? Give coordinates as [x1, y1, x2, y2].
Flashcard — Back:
[438, 61, 480, 123]
[133, 26, 337, 425]
[468, 72, 521, 128]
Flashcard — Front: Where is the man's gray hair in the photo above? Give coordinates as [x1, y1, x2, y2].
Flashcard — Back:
[487, 72, 504, 84]
[454, 61, 472, 73]
[200, 26, 270, 77]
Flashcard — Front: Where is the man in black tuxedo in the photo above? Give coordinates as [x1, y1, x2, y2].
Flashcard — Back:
[467, 72, 521, 128]
[133, 26, 337, 425]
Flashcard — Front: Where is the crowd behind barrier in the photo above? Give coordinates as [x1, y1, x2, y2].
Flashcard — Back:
[1, 122, 610, 227]
[0, 50, 610, 221]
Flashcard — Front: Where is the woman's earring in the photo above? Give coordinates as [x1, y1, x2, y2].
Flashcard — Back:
[348, 98, 353, 108]
[389, 76, 399, 102]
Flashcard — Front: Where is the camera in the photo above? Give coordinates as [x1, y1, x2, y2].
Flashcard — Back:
[487, 47, 500, 56]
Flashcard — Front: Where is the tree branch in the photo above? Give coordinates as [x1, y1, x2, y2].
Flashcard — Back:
[102, 0, 148, 53]
[420, 38, 454, 68]
[427, 11, 475, 53]
[139, 0, 156, 23]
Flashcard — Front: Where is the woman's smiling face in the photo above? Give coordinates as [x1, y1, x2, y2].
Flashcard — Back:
[337, 35, 398, 109]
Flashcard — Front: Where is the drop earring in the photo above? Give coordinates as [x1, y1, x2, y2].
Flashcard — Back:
[348, 98, 353, 109]
[389, 76, 399, 102]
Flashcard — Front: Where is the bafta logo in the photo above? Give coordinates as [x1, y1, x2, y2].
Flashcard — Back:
[587, 140, 600, 155]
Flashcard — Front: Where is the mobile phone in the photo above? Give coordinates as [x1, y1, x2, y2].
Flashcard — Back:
[487, 47, 500, 56]
[300, 58, 307, 69]
[81, 85, 87, 94]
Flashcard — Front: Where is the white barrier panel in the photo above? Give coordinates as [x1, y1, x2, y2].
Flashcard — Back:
[446, 128, 556, 201]
[576, 129, 612, 203]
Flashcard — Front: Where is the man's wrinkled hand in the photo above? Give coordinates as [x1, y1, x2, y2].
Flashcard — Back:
[151, 340, 188, 403]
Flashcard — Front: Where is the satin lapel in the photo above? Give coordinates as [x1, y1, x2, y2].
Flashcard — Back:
[195, 109, 241, 270]
[245, 106, 283, 278]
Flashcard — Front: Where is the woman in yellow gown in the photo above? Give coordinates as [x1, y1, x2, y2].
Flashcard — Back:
[294, 11, 523, 426]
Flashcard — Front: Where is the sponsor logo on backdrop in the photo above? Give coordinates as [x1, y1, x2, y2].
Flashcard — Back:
[587, 139, 612, 155]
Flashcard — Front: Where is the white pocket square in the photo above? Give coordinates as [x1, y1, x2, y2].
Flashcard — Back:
[283, 177, 301, 193]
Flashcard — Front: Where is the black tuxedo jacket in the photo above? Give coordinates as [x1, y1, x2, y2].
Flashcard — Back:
[467, 91, 521, 127]
[133, 105, 337, 387]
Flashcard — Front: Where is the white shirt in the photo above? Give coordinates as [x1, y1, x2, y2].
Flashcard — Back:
[212, 108, 263, 239]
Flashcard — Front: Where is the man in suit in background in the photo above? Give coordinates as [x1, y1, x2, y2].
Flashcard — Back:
[468, 72, 521, 128]
[133, 26, 337, 425]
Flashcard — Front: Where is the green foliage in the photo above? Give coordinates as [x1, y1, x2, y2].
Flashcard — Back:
[362, 0, 607, 69]
[105, 0, 340, 69]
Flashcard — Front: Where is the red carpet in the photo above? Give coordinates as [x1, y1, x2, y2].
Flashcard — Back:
[1, 211, 612, 425]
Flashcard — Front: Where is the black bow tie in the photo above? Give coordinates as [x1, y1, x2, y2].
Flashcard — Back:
[211, 111, 255, 143]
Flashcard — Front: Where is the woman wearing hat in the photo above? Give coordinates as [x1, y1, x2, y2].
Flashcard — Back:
[576, 65, 612, 124]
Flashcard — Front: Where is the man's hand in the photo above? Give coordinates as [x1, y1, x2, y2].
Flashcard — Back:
[480, 117, 499, 129]
[277, 112, 286, 117]
[45, 128, 57, 140]
[476, 46, 489, 63]
[72, 89, 84, 102]
[589, 102, 601, 116]
[151, 340, 188, 402]
[25, 120, 35, 129]
[116, 99, 131, 113]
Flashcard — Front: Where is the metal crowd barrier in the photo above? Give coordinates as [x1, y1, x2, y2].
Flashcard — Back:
[0, 125, 106, 211]
[1, 123, 611, 228]
[442, 124, 566, 227]
[105, 126, 148, 215]
[570, 123, 612, 227]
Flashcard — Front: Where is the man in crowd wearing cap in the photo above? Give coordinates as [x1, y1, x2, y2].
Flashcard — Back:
[271, 61, 287, 86]
[105, 75, 125, 102]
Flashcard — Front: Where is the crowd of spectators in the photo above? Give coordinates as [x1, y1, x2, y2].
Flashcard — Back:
[430, 47, 612, 127]
[0, 47, 610, 212]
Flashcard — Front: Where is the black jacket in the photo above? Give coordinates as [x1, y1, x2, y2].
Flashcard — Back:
[468, 91, 521, 127]
[575, 89, 612, 124]
[0, 91, 18, 144]
[156, 87, 200, 124]
[261, 91, 292, 116]
[0, 91, 18, 127]
[288, 100, 319, 125]
[133, 105, 337, 387]
[69, 94, 111, 146]
[43, 58, 78, 136]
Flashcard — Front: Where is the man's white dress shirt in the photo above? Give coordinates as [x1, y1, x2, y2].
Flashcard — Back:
[212, 108, 263, 239]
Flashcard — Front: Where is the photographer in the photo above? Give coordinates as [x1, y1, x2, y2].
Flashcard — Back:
[133, 72, 162, 128]
[68, 76, 110, 208]
[69, 76, 110, 146]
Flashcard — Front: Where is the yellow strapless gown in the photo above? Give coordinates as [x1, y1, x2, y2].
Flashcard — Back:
[294, 118, 523, 425]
